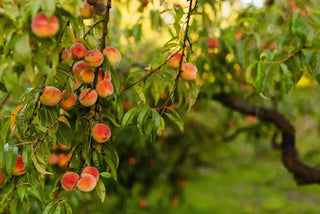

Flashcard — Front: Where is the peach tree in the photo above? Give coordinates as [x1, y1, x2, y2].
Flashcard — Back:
[1, 0, 320, 213]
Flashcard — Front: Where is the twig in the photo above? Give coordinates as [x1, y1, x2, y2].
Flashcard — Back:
[263, 49, 301, 64]
[6, 181, 21, 214]
[100, 0, 112, 52]
[83, 19, 104, 40]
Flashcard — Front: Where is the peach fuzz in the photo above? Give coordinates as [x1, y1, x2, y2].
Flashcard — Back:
[61, 171, 79, 191]
[84, 49, 104, 68]
[81, 166, 100, 182]
[60, 90, 77, 111]
[80, 3, 94, 19]
[79, 89, 97, 107]
[73, 62, 87, 80]
[40, 86, 61, 106]
[61, 49, 70, 63]
[167, 53, 186, 68]
[181, 63, 197, 80]
[96, 80, 114, 98]
[70, 43, 88, 60]
[103, 46, 121, 67]
[13, 155, 26, 176]
[77, 174, 97, 192]
[91, 123, 111, 143]
[79, 68, 95, 84]
[31, 13, 59, 38]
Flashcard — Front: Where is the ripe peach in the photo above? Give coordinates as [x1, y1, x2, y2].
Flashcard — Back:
[58, 142, 70, 151]
[96, 80, 114, 98]
[206, 38, 218, 49]
[60, 90, 77, 111]
[79, 68, 95, 84]
[167, 53, 186, 68]
[80, 3, 94, 19]
[84, 49, 104, 68]
[61, 49, 70, 63]
[49, 154, 58, 165]
[0, 173, 4, 184]
[81, 166, 99, 182]
[40, 86, 61, 106]
[181, 63, 197, 80]
[104, 72, 111, 81]
[61, 171, 79, 191]
[13, 155, 26, 176]
[97, 68, 104, 82]
[79, 89, 97, 107]
[70, 43, 88, 60]
[73, 62, 87, 80]
[138, 199, 147, 208]
[77, 174, 97, 192]
[103, 46, 121, 67]
[58, 153, 72, 168]
[91, 123, 111, 143]
[31, 13, 59, 38]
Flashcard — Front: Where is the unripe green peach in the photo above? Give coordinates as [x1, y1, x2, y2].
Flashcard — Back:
[70, 43, 88, 60]
[40, 86, 61, 106]
[31, 13, 59, 38]
[181, 63, 197, 80]
[79, 68, 95, 84]
[96, 80, 114, 98]
[61, 171, 79, 191]
[77, 174, 97, 192]
[79, 89, 97, 107]
[167, 53, 186, 68]
[103, 46, 121, 67]
[91, 123, 111, 143]
[59, 90, 77, 111]
[73, 62, 87, 80]
[84, 49, 104, 68]
[81, 166, 99, 182]
[80, 3, 94, 19]
[13, 155, 26, 176]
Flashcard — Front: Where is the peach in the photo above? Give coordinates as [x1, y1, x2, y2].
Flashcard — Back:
[91, 123, 111, 143]
[49, 154, 58, 165]
[79, 89, 97, 107]
[96, 80, 113, 98]
[93, 0, 106, 16]
[181, 63, 197, 80]
[97, 68, 104, 82]
[61, 171, 79, 191]
[104, 72, 111, 81]
[61, 49, 70, 63]
[0, 173, 4, 184]
[206, 38, 218, 49]
[103, 47, 121, 67]
[40, 86, 61, 106]
[84, 49, 104, 68]
[81, 166, 99, 182]
[73, 62, 87, 80]
[79, 68, 95, 84]
[31, 13, 59, 38]
[59, 90, 77, 111]
[58, 142, 70, 151]
[13, 155, 26, 176]
[77, 173, 97, 192]
[58, 153, 72, 168]
[80, 3, 94, 19]
[70, 43, 88, 60]
[167, 53, 186, 68]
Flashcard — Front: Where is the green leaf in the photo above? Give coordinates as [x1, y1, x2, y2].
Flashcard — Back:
[95, 180, 106, 203]
[245, 61, 258, 86]
[137, 108, 151, 135]
[100, 172, 112, 178]
[43, 201, 56, 214]
[256, 62, 265, 94]
[17, 185, 26, 202]
[151, 109, 161, 134]
[26, 187, 43, 202]
[55, 203, 61, 214]
[64, 202, 72, 214]
[58, 0, 80, 16]
[280, 63, 293, 93]
[13, 34, 31, 63]
[121, 107, 139, 129]
[41, 0, 56, 17]
[31, 146, 52, 175]
[165, 109, 184, 132]
[104, 155, 117, 180]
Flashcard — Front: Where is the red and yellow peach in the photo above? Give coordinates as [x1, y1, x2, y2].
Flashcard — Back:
[84, 49, 104, 68]
[77, 173, 97, 192]
[61, 171, 79, 191]
[103, 47, 121, 67]
[80, 3, 94, 19]
[181, 63, 197, 80]
[13, 155, 26, 176]
[31, 13, 59, 38]
[40, 86, 61, 106]
[79, 89, 97, 107]
[96, 80, 114, 98]
[81, 166, 99, 182]
[70, 43, 88, 60]
[79, 68, 95, 84]
[167, 53, 186, 68]
[91, 123, 111, 143]
[59, 90, 77, 111]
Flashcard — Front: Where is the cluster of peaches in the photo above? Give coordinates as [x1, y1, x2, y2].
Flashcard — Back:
[166, 52, 198, 80]
[61, 166, 100, 192]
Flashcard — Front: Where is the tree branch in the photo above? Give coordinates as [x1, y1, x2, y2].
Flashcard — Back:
[213, 93, 320, 185]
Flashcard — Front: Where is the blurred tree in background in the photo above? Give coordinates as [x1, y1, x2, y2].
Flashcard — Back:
[1, 0, 320, 213]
